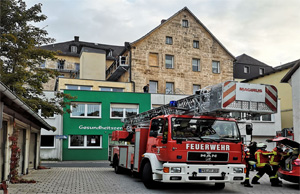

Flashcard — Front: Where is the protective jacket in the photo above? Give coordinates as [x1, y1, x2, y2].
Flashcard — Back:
[270, 147, 285, 166]
[255, 149, 272, 168]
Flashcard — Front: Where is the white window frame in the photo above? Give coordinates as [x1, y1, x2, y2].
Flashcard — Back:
[71, 46, 78, 53]
[149, 81, 158, 93]
[259, 68, 265, 75]
[166, 36, 173, 45]
[40, 135, 55, 149]
[99, 87, 124, 92]
[110, 104, 139, 119]
[165, 55, 174, 69]
[70, 103, 102, 118]
[66, 85, 92, 90]
[192, 58, 200, 72]
[68, 135, 102, 149]
[212, 61, 220, 74]
[244, 66, 250, 74]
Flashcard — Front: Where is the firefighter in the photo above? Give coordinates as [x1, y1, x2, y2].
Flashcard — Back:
[241, 141, 257, 187]
[269, 142, 285, 186]
[251, 143, 274, 185]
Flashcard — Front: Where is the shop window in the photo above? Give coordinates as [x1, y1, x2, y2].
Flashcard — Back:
[41, 135, 55, 148]
[71, 103, 101, 118]
[110, 104, 139, 119]
[69, 135, 102, 148]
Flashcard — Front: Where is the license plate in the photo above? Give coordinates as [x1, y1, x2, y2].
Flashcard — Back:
[199, 168, 219, 173]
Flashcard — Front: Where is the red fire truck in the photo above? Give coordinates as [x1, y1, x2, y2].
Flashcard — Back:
[109, 81, 278, 189]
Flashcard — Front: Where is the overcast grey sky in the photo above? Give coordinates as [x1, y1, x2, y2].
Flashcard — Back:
[25, 0, 300, 67]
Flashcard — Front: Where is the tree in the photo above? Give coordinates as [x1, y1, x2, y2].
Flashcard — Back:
[0, 0, 76, 118]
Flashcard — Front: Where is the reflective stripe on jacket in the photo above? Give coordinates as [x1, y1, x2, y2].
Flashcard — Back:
[255, 149, 272, 168]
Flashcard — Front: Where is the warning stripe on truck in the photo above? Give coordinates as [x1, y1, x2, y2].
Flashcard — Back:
[222, 81, 236, 108]
[265, 85, 277, 112]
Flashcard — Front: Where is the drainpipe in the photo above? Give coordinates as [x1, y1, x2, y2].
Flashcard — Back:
[128, 45, 135, 92]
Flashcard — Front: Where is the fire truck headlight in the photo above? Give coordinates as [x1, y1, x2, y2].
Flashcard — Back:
[233, 167, 243, 173]
[171, 167, 181, 173]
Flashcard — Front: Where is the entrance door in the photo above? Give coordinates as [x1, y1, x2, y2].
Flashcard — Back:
[0, 121, 7, 181]
[29, 133, 37, 169]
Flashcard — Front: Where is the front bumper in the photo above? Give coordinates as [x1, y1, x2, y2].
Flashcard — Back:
[153, 163, 246, 183]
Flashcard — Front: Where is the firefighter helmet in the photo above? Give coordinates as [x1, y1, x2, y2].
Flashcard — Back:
[257, 142, 267, 149]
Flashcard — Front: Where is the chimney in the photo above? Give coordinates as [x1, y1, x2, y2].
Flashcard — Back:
[74, 36, 79, 42]
[161, 19, 167, 24]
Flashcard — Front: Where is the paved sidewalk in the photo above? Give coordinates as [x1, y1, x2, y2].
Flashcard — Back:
[3, 167, 300, 194]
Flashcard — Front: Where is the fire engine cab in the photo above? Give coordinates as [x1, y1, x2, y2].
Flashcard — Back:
[109, 81, 278, 189]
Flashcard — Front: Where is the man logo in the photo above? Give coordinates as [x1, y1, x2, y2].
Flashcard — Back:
[200, 153, 218, 161]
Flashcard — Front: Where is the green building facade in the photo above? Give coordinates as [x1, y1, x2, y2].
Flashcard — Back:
[62, 90, 151, 160]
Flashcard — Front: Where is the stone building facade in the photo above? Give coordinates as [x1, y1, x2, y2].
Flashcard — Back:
[107, 7, 235, 95]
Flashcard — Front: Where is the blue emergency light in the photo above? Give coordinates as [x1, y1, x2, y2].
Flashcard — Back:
[169, 101, 177, 107]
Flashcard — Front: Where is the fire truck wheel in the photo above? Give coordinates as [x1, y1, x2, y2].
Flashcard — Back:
[142, 162, 157, 189]
[215, 183, 225, 189]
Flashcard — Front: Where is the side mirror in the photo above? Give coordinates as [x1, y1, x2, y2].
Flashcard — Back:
[246, 124, 253, 135]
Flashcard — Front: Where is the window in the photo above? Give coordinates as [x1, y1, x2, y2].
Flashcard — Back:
[212, 61, 220, 74]
[193, 40, 199, 48]
[166, 82, 174, 94]
[182, 19, 189, 28]
[41, 135, 55, 148]
[40, 61, 46, 68]
[69, 135, 102, 148]
[71, 46, 77, 53]
[166, 36, 173, 45]
[108, 49, 113, 57]
[192, 58, 200, 72]
[193, 84, 201, 94]
[75, 63, 80, 71]
[165, 55, 174, 69]
[259, 68, 265, 75]
[149, 81, 158, 93]
[57, 60, 65, 69]
[66, 85, 92, 90]
[71, 103, 101, 118]
[110, 104, 139, 119]
[99, 87, 124, 92]
[244, 66, 250, 73]
[149, 53, 159, 67]
[253, 114, 273, 122]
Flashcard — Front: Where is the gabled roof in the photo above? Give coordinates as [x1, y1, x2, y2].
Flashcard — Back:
[281, 60, 300, 83]
[242, 59, 300, 82]
[41, 37, 124, 60]
[0, 81, 53, 131]
[130, 7, 235, 59]
[235, 54, 272, 67]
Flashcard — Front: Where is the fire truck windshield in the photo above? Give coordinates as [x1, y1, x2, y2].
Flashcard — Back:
[171, 118, 241, 142]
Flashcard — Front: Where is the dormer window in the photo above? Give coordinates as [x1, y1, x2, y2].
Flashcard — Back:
[108, 49, 113, 57]
[182, 19, 189, 28]
[71, 46, 77, 53]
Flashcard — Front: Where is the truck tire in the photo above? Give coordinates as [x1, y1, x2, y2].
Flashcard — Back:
[215, 183, 225, 189]
[142, 162, 157, 189]
[113, 156, 122, 174]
